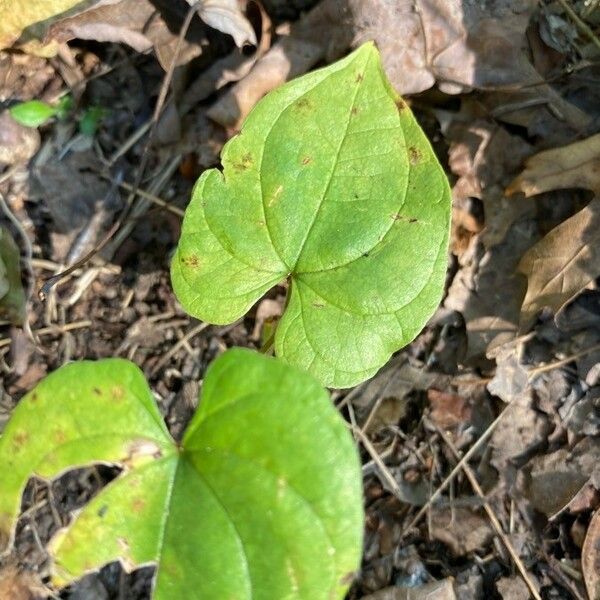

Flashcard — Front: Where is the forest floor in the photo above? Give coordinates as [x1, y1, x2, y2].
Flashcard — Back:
[1, 1, 600, 599]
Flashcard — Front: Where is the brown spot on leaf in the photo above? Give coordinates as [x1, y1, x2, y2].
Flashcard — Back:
[97, 505, 108, 518]
[351, 107, 359, 116]
[93, 387, 102, 396]
[409, 146, 423, 165]
[392, 212, 420, 224]
[355, 72, 364, 83]
[13, 431, 29, 448]
[294, 97, 312, 111]
[53, 429, 67, 444]
[182, 254, 200, 269]
[233, 152, 253, 172]
[395, 99, 407, 112]
[30, 393, 38, 403]
[131, 497, 146, 513]
[302, 156, 312, 165]
[312, 302, 325, 309]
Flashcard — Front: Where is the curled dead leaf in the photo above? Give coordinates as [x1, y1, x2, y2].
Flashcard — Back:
[583, 508, 600, 600]
[518, 197, 600, 328]
[196, 0, 257, 47]
[507, 133, 600, 197]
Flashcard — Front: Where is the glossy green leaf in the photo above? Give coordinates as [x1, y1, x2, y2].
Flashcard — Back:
[172, 42, 451, 387]
[9, 99, 57, 127]
[0, 349, 363, 599]
[0, 226, 27, 325]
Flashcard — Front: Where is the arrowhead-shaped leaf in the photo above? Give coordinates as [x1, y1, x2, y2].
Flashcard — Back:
[172, 43, 451, 387]
[0, 349, 363, 599]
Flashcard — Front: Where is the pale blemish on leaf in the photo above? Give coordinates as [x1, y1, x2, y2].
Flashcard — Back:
[111, 385, 125, 402]
[409, 146, 423, 165]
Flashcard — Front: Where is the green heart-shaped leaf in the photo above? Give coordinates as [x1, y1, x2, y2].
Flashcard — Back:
[0, 349, 363, 599]
[172, 43, 451, 387]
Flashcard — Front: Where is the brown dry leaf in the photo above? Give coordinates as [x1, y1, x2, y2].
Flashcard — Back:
[207, 0, 350, 129]
[518, 197, 600, 328]
[583, 507, 600, 600]
[496, 576, 531, 600]
[350, 355, 449, 426]
[507, 133, 600, 197]
[46, 0, 209, 70]
[196, 0, 257, 47]
[209, 0, 544, 128]
[363, 579, 457, 600]
[517, 437, 600, 516]
[349, 0, 538, 95]
[490, 396, 550, 471]
[430, 507, 494, 556]
[444, 217, 535, 359]
[446, 119, 534, 250]
[0, 111, 40, 165]
[0, 0, 110, 52]
[0, 565, 46, 600]
[581, 510, 600, 600]
[427, 389, 472, 429]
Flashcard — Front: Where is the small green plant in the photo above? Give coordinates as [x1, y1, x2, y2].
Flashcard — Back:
[9, 96, 72, 128]
[9, 96, 106, 134]
[172, 42, 451, 388]
[0, 349, 363, 598]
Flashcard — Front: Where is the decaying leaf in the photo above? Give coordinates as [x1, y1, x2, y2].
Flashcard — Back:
[363, 579, 457, 600]
[0, 350, 363, 599]
[0, 0, 108, 51]
[0, 565, 46, 600]
[208, 0, 540, 128]
[583, 507, 600, 600]
[518, 197, 600, 328]
[444, 218, 534, 359]
[517, 437, 600, 516]
[507, 133, 600, 197]
[0, 226, 27, 326]
[430, 507, 494, 556]
[173, 43, 451, 388]
[196, 0, 257, 47]
[45, 0, 208, 71]
[446, 119, 534, 250]
[0, 111, 40, 165]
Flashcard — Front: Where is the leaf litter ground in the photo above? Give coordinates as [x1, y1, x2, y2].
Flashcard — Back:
[1, 1, 600, 598]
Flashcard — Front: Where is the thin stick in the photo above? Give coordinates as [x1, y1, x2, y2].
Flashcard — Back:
[0, 320, 92, 348]
[150, 322, 209, 375]
[434, 424, 542, 600]
[99, 175, 184, 217]
[528, 342, 600, 376]
[557, 0, 600, 51]
[399, 402, 515, 539]
[351, 425, 407, 504]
